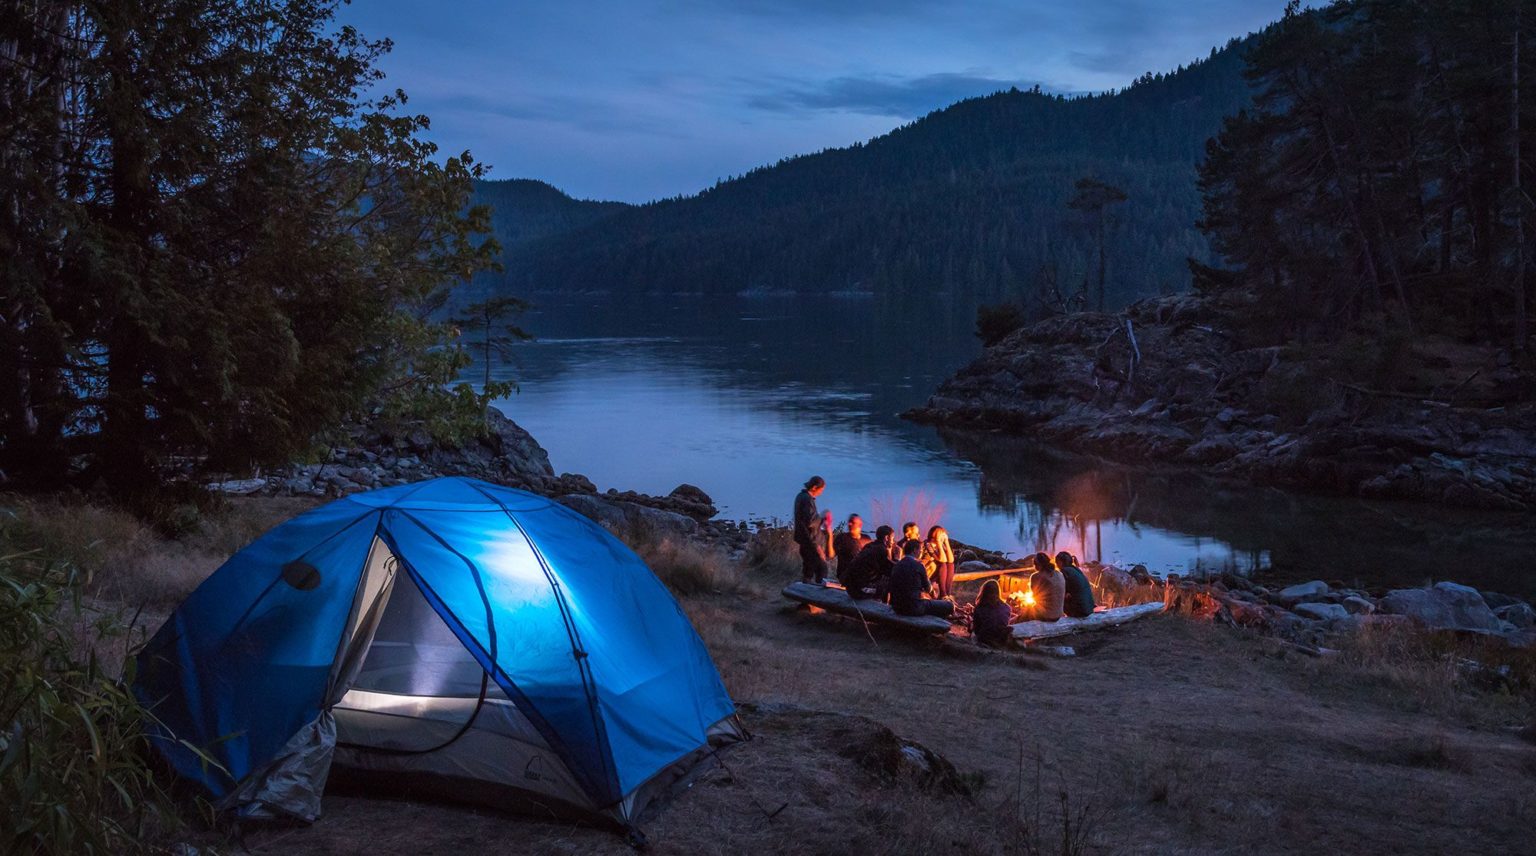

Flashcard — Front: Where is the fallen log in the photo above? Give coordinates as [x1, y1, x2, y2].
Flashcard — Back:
[781, 582, 953, 635]
[1010, 602, 1164, 640]
[953, 567, 1029, 583]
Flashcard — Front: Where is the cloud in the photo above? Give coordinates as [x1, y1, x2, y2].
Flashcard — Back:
[748, 72, 1048, 119]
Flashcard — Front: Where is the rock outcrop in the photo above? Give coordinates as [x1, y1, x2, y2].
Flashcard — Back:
[907, 291, 1536, 510]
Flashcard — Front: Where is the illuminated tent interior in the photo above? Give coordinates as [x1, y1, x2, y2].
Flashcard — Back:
[133, 477, 741, 831]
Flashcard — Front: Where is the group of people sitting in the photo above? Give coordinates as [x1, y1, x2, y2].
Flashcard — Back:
[793, 475, 1096, 646]
[970, 551, 1097, 647]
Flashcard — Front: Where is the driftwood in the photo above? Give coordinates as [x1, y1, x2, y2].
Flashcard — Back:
[1010, 602, 1164, 640]
[781, 582, 952, 635]
[952, 567, 1029, 584]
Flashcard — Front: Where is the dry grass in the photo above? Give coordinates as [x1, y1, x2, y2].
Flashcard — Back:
[0, 493, 315, 610]
[635, 537, 746, 596]
[740, 527, 801, 585]
[1315, 621, 1536, 727]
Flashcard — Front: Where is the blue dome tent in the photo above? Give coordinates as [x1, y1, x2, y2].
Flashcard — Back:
[133, 477, 742, 829]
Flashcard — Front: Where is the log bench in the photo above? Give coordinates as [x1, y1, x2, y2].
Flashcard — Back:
[1010, 601, 1164, 640]
[781, 582, 953, 635]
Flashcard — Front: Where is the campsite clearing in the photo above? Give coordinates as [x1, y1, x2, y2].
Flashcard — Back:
[242, 586, 1535, 856]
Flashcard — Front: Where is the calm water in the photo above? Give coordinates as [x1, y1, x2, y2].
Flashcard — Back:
[487, 294, 1536, 600]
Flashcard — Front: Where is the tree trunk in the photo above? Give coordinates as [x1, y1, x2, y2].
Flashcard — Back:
[1096, 210, 1107, 312]
[101, 10, 155, 494]
[1515, 7, 1529, 352]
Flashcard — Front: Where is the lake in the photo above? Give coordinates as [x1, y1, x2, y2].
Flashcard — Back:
[488, 293, 1536, 600]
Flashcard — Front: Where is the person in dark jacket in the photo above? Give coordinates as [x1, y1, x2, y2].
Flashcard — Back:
[1026, 552, 1065, 622]
[896, 521, 921, 560]
[842, 525, 895, 600]
[832, 514, 871, 577]
[971, 579, 1012, 647]
[792, 476, 829, 585]
[1055, 551, 1097, 618]
[888, 540, 955, 618]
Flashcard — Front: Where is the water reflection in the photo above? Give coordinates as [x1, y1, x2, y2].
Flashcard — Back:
[486, 294, 1536, 600]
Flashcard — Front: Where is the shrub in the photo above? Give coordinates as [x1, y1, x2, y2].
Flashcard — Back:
[634, 537, 742, 597]
[0, 560, 195, 854]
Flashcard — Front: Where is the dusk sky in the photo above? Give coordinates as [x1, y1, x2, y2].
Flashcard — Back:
[339, 1, 1293, 203]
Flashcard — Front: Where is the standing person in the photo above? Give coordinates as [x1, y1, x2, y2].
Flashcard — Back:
[888, 540, 955, 619]
[843, 525, 896, 601]
[971, 579, 1013, 647]
[1055, 551, 1097, 618]
[793, 476, 830, 585]
[923, 525, 956, 598]
[1026, 552, 1065, 622]
[833, 514, 871, 578]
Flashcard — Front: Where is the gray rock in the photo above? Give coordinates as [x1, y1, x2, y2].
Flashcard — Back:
[484, 407, 555, 483]
[1379, 584, 1504, 633]
[1495, 602, 1536, 629]
[555, 472, 597, 494]
[1480, 591, 1523, 609]
[557, 494, 628, 531]
[206, 478, 266, 496]
[1434, 580, 1483, 598]
[557, 494, 698, 540]
[958, 560, 994, 574]
[1341, 596, 1377, 615]
[1295, 602, 1349, 622]
[1277, 580, 1330, 601]
[669, 483, 713, 507]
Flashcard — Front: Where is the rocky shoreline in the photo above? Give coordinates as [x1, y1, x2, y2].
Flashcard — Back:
[207, 407, 754, 553]
[205, 404, 1536, 654]
[906, 291, 1536, 511]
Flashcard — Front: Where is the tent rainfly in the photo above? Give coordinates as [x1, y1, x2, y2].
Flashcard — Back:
[133, 477, 742, 832]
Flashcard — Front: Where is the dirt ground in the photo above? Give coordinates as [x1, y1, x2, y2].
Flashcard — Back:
[242, 590, 1536, 856]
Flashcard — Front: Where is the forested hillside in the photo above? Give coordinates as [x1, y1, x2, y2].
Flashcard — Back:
[482, 36, 1256, 305]
[1198, 0, 1533, 351]
[457, 179, 629, 306]
[472, 179, 628, 249]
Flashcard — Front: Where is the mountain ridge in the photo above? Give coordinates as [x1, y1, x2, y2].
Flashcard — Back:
[473, 32, 1266, 306]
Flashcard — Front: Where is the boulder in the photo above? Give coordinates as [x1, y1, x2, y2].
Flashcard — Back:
[666, 483, 719, 520]
[1294, 602, 1349, 622]
[1495, 602, 1536, 629]
[1378, 584, 1504, 633]
[1277, 580, 1330, 601]
[480, 407, 556, 484]
[1480, 591, 1524, 610]
[557, 493, 629, 531]
[958, 560, 995, 575]
[557, 494, 698, 540]
[1341, 596, 1377, 615]
[553, 472, 598, 494]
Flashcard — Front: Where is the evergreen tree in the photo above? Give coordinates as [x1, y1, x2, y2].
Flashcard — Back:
[1067, 177, 1129, 312]
[0, 1, 501, 498]
[1198, 0, 1534, 348]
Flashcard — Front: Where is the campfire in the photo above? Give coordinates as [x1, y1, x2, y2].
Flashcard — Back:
[1006, 587, 1035, 620]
